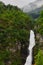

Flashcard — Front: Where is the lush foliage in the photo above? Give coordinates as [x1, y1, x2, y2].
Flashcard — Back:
[0, 1, 43, 65]
[35, 11, 43, 36]
[0, 2, 33, 65]
[35, 50, 43, 65]
[0, 2, 33, 43]
[34, 10, 43, 65]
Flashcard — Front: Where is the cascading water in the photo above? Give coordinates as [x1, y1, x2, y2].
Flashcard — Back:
[24, 30, 35, 65]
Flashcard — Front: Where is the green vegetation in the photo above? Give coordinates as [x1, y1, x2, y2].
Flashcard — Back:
[35, 11, 43, 35]
[0, 1, 43, 65]
[35, 50, 43, 65]
[34, 10, 43, 65]
[0, 2, 33, 65]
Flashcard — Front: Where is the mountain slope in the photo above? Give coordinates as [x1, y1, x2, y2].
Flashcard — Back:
[22, 0, 43, 13]
[22, 0, 43, 19]
[28, 6, 43, 19]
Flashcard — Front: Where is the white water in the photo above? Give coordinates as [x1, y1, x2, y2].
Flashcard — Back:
[25, 30, 35, 65]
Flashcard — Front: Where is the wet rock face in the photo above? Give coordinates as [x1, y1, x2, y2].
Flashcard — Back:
[20, 41, 29, 65]
[36, 33, 43, 50]
[32, 43, 39, 65]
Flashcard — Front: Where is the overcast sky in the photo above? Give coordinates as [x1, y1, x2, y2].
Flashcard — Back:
[0, 0, 36, 8]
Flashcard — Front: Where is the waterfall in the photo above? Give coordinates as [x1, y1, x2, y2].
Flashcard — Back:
[24, 30, 35, 65]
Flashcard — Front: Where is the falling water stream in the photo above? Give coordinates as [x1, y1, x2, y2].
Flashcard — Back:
[25, 30, 35, 65]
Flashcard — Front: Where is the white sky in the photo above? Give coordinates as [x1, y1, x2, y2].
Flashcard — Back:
[0, 0, 36, 8]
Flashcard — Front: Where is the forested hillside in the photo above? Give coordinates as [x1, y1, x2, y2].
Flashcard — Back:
[0, 2, 33, 65]
[33, 10, 43, 65]
[0, 1, 43, 65]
